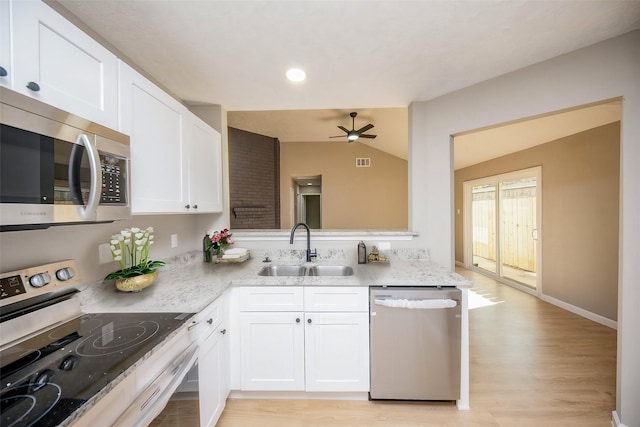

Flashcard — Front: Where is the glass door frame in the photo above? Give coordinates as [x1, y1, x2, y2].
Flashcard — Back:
[463, 166, 542, 295]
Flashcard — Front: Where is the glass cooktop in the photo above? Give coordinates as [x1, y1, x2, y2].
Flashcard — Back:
[0, 312, 194, 426]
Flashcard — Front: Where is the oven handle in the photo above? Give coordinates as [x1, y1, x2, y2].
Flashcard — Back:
[113, 342, 198, 427]
[69, 134, 102, 220]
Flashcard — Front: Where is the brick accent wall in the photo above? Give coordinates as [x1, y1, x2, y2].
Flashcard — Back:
[228, 127, 280, 229]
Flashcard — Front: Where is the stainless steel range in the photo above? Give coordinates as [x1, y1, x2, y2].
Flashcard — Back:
[0, 261, 196, 426]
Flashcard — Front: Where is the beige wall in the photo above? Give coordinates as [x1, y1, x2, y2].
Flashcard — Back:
[454, 122, 620, 320]
[280, 141, 408, 230]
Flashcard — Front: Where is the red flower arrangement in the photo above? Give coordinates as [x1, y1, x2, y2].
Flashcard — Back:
[207, 228, 234, 255]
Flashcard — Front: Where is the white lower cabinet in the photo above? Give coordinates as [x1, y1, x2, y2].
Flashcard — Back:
[198, 321, 228, 427]
[304, 311, 370, 392]
[240, 311, 305, 390]
[176, 292, 229, 427]
[238, 286, 369, 392]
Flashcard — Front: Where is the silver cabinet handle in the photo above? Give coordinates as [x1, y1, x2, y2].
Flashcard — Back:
[193, 204, 198, 209]
[185, 204, 191, 209]
[207, 318, 213, 325]
[307, 318, 312, 324]
[295, 318, 301, 323]
[220, 329, 227, 335]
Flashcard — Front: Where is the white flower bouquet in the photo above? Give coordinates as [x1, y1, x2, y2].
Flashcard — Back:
[104, 227, 165, 280]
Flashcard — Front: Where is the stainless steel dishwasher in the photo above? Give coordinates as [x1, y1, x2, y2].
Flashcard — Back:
[369, 286, 461, 400]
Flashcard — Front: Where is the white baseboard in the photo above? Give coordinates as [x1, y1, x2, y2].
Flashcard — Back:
[457, 266, 616, 329]
[456, 400, 470, 410]
[540, 294, 617, 330]
[455, 260, 465, 267]
[612, 410, 627, 427]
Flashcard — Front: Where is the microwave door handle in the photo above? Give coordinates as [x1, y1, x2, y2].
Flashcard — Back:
[69, 134, 102, 220]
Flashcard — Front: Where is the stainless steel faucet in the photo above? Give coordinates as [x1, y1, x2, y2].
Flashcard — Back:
[289, 222, 317, 262]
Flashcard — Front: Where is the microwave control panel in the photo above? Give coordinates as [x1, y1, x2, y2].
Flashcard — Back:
[100, 153, 127, 205]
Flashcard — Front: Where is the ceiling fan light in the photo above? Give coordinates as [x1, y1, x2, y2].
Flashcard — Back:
[348, 133, 359, 141]
[286, 68, 306, 82]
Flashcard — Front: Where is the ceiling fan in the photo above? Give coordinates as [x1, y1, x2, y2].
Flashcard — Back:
[329, 112, 377, 142]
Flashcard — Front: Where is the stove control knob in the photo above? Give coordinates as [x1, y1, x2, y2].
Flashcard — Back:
[29, 272, 52, 288]
[56, 267, 75, 281]
[31, 369, 55, 391]
[60, 355, 79, 371]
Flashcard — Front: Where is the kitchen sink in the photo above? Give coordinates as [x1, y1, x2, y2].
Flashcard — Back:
[307, 265, 354, 276]
[257, 265, 307, 276]
[257, 264, 354, 277]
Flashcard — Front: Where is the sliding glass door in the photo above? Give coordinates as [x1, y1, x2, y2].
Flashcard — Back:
[465, 167, 541, 290]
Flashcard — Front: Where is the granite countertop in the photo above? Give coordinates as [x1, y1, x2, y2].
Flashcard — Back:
[79, 248, 472, 314]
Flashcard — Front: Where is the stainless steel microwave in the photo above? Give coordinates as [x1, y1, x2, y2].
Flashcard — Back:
[0, 88, 131, 231]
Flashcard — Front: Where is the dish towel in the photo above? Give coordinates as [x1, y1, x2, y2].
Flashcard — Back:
[222, 248, 249, 259]
[374, 298, 457, 309]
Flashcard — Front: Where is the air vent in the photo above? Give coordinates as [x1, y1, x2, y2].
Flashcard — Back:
[355, 158, 371, 167]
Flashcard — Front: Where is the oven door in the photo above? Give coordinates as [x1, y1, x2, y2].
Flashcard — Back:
[114, 343, 198, 427]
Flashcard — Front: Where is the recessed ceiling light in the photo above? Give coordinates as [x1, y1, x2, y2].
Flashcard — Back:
[286, 68, 306, 82]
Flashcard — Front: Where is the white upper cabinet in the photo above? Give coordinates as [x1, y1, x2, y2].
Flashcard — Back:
[119, 61, 223, 214]
[0, 1, 11, 88]
[119, 61, 188, 214]
[8, 0, 118, 129]
[184, 114, 223, 213]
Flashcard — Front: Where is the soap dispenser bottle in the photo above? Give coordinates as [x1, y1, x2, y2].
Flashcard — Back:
[358, 241, 367, 264]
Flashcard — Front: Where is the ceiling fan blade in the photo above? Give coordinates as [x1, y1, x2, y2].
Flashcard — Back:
[337, 125, 350, 133]
[359, 134, 377, 139]
[329, 135, 346, 138]
[355, 123, 374, 134]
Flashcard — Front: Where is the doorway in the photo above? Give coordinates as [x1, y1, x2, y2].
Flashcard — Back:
[293, 176, 322, 229]
[463, 167, 541, 291]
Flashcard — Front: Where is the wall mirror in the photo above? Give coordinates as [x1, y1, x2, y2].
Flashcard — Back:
[227, 108, 409, 231]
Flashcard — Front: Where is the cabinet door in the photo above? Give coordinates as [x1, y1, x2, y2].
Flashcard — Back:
[119, 61, 188, 214]
[240, 312, 304, 391]
[0, 1, 11, 89]
[11, 0, 118, 128]
[199, 324, 227, 427]
[185, 115, 223, 213]
[304, 312, 370, 392]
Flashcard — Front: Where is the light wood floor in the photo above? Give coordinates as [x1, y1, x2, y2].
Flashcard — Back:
[151, 268, 617, 426]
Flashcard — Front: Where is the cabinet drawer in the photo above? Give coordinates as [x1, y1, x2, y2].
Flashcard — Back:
[239, 287, 303, 311]
[190, 292, 227, 344]
[304, 287, 368, 312]
[199, 295, 224, 328]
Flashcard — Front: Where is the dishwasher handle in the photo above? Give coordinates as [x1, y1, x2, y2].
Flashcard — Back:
[374, 298, 457, 309]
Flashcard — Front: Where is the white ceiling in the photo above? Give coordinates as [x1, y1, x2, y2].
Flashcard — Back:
[228, 108, 408, 159]
[55, 0, 638, 164]
[454, 100, 622, 169]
